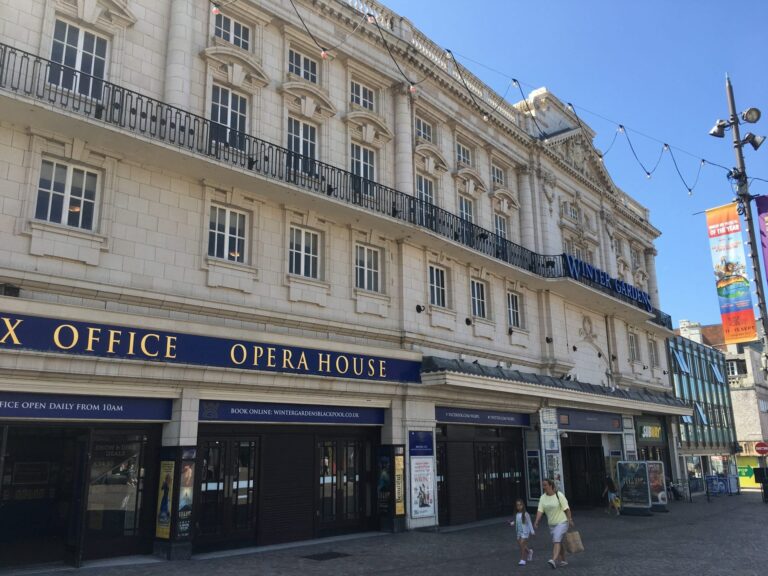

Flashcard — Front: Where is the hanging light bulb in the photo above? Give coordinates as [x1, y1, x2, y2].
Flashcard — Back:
[618, 125, 625, 133]
[408, 84, 417, 95]
[211, 2, 221, 15]
[320, 49, 328, 59]
[663, 143, 669, 151]
[482, 112, 489, 122]
[444, 49, 453, 59]
[645, 172, 652, 179]
[366, 13, 376, 24]
[511, 79, 519, 87]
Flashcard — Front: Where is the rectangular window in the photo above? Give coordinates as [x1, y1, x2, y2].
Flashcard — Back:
[491, 164, 505, 187]
[49, 19, 108, 99]
[210, 84, 247, 150]
[710, 362, 725, 385]
[351, 143, 375, 198]
[355, 244, 381, 292]
[459, 195, 474, 223]
[208, 206, 246, 263]
[214, 13, 250, 50]
[631, 248, 641, 270]
[494, 213, 508, 239]
[471, 279, 487, 319]
[628, 332, 639, 362]
[415, 116, 432, 142]
[615, 237, 624, 256]
[289, 226, 319, 279]
[456, 142, 471, 166]
[429, 264, 446, 308]
[288, 49, 318, 83]
[648, 340, 659, 367]
[672, 348, 691, 374]
[350, 81, 375, 111]
[35, 159, 98, 230]
[694, 403, 709, 426]
[416, 174, 434, 227]
[567, 202, 579, 220]
[507, 291, 522, 328]
[287, 116, 317, 174]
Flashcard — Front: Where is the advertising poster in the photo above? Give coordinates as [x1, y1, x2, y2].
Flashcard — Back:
[705, 204, 757, 344]
[526, 451, 542, 500]
[410, 456, 435, 518]
[617, 461, 651, 515]
[647, 461, 668, 511]
[394, 453, 405, 516]
[155, 460, 175, 539]
[377, 452, 393, 515]
[176, 460, 195, 539]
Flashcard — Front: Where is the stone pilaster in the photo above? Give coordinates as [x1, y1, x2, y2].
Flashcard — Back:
[164, 0, 193, 109]
[394, 85, 414, 194]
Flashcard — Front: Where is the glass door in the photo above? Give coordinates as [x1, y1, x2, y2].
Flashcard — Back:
[84, 431, 151, 559]
[196, 439, 259, 547]
[317, 438, 366, 534]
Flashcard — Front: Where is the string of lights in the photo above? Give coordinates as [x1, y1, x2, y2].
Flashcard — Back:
[287, 0, 368, 58]
[285, 3, 768, 194]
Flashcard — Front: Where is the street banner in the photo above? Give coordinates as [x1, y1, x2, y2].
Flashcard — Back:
[755, 196, 768, 291]
[705, 204, 757, 344]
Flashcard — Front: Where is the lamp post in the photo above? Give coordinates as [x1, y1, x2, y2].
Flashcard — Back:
[710, 74, 768, 371]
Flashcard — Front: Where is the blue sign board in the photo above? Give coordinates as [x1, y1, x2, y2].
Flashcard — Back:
[558, 408, 621, 432]
[408, 431, 434, 456]
[199, 400, 385, 425]
[0, 391, 172, 421]
[564, 255, 652, 312]
[435, 406, 530, 427]
[0, 311, 421, 383]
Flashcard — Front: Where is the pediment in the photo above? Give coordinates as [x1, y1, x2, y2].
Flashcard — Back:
[415, 142, 449, 174]
[344, 109, 393, 147]
[280, 79, 337, 120]
[77, 0, 137, 27]
[545, 129, 617, 194]
[453, 166, 487, 195]
[201, 45, 270, 89]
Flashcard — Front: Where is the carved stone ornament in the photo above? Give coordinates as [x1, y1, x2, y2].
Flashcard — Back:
[579, 315, 596, 342]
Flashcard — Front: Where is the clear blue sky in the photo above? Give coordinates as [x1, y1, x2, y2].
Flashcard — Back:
[381, 0, 768, 328]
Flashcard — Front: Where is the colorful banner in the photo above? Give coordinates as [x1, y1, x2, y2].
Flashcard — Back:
[756, 196, 768, 290]
[706, 204, 757, 344]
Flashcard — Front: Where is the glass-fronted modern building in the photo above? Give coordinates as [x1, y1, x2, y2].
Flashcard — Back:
[668, 335, 737, 492]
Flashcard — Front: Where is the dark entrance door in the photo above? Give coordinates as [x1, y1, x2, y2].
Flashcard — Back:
[436, 441, 449, 525]
[196, 438, 260, 549]
[562, 433, 606, 507]
[317, 438, 367, 536]
[0, 426, 82, 568]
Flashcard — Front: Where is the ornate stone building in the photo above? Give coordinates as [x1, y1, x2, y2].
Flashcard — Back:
[0, 0, 688, 566]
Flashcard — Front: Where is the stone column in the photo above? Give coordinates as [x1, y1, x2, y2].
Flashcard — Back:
[645, 247, 660, 308]
[518, 165, 536, 250]
[394, 86, 414, 194]
[164, 0, 193, 109]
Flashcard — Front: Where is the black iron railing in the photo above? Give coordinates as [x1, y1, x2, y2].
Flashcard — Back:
[0, 42, 672, 330]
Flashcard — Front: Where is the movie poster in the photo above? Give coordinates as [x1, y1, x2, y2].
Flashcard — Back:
[176, 461, 195, 539]
[410, 456, 435, 518]
[616, 461, 651, 511]
[647, 461, 668, 510]
[155, 460, 175, 539]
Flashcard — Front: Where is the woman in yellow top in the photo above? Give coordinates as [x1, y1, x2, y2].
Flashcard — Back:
[534, 478, 574, 569]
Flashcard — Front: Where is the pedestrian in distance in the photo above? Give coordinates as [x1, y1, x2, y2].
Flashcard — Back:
[510, 498, 535, 566]
[602, 475, 620, 516]
[534, 478, 574, 569]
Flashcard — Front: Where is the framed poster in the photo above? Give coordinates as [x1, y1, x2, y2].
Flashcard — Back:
[616, 461, 651, 515]
[155, 460, 175, 539]
[410, 457, 435, 518]
[647, 461, 668, 511]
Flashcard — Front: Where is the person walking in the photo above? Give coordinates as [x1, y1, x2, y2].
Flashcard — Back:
[533, 478, 574, 569]
[510, 498, 535, 566]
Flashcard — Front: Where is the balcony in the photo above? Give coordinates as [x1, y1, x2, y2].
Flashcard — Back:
[0, 42, 672, 330]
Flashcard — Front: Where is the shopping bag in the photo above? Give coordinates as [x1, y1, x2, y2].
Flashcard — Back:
[563, 530, 584, 554]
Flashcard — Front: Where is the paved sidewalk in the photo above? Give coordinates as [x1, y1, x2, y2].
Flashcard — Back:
[5, 492, 767, 576]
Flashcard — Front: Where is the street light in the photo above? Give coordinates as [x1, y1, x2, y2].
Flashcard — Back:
[710, 74, 768, 371]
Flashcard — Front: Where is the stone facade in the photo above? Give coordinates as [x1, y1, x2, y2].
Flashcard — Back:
[0, 0, 689, 563]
